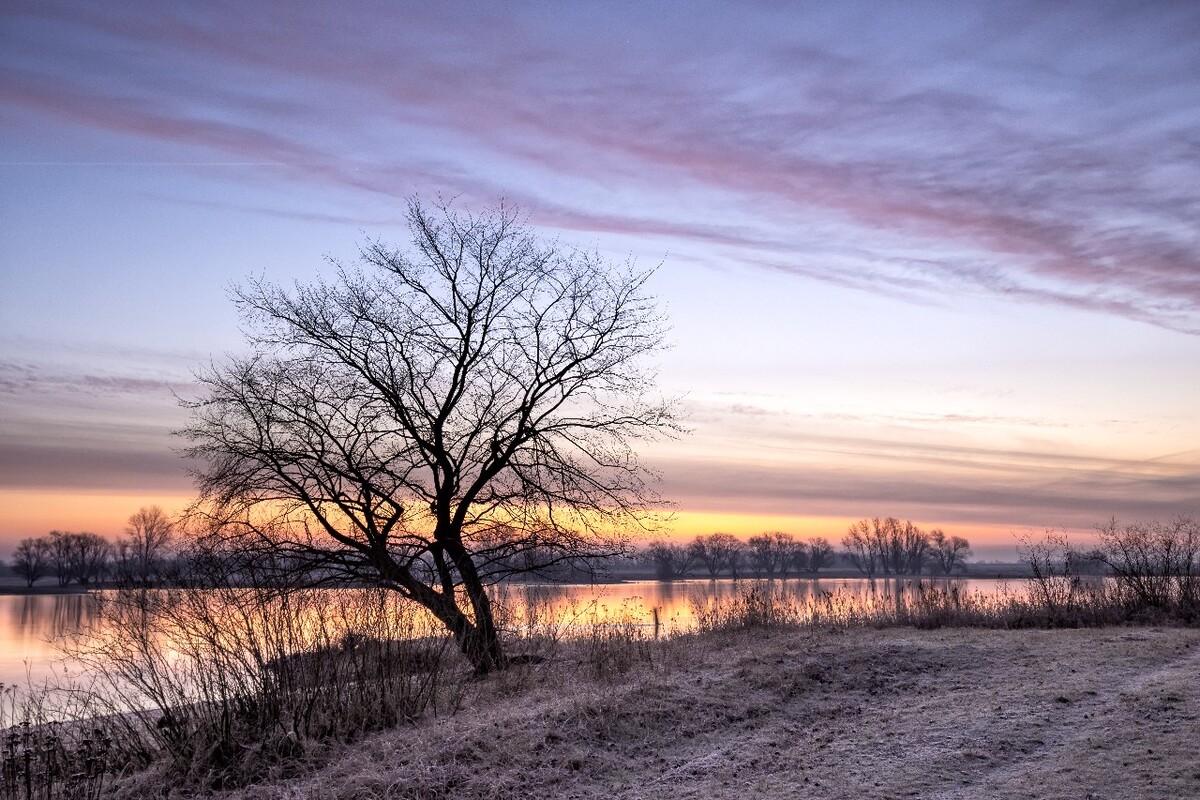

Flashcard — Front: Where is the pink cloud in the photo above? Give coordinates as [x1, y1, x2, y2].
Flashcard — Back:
[3, 0, 1198, 333]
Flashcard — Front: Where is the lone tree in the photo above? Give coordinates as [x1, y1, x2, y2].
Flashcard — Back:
[929, 529, 972, 575]
[181, 199, 676, 672]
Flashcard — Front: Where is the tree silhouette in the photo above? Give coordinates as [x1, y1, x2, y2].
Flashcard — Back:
[181, 199, 677, 672]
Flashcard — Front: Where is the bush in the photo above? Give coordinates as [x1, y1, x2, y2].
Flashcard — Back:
[1097, 517, 1199, 618]
[50, 585, 469, 792]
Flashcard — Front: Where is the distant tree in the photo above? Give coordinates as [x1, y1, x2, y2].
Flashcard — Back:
[783, 539, 809, 577]
[891, 519, 931, 575]
[843, 518, 932, 577]
[644, 540, 696, 580]
[47, 531, 75, 586]
[690, 533, 743, 578]
[116, 506, 175, 586]
[807, 537, 834, 573]
[11, 537, 50, 587]
[747, 532, 784, 578]
[748, 531, 810, 578]
[929, 530, 972, 575]
[843, 520, 881, 578]
[727, 542, 744, 579]
[68, 532, 112, 586]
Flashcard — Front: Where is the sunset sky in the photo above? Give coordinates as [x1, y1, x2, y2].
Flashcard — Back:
[2, 1, 1198, 559]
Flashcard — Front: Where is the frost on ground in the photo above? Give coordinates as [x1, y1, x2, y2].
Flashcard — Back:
[185, 627, 1200, 800]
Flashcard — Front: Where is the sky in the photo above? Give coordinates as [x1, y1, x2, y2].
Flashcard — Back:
[1, 1, 1198, 559]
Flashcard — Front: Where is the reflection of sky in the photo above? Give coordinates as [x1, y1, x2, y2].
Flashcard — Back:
[0, 594, 98, 688]
[0, 580, 1025, 686]
[1, 2, 1198, 552]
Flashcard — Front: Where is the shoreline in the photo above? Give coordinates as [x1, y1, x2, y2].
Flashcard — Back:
[0, 564, 1039, 596]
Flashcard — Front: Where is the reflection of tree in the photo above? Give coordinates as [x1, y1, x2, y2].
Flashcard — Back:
[9, 594, 97, 641]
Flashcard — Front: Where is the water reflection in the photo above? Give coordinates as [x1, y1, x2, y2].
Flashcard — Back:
[0, 578, 1018, 688]
[1, 593, 101, 687]
[491, 577, 1018, 635]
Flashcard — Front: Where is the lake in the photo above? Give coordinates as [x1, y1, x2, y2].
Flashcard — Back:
[0, 577, 1024, 691]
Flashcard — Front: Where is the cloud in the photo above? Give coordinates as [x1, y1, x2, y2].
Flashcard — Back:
[3, 2, 1198, 330]
[649, 393, 1200, 529]
[0, 351, 195, 494]
[652, 444, 1200, 530]
[0, 442, 194, 492]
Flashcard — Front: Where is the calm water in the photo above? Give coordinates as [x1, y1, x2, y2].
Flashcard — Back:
[0, 578, 1020, 689]
[0, 592, 101, 689]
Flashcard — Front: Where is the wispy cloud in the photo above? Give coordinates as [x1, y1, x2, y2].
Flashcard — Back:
[651, 393, 1200, 529]
[4, 2, 1198, 330]
[0, 352, 196, 494]
[652, 443, 1200, 530]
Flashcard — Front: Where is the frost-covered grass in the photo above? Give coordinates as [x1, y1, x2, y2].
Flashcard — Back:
[7, 580, 1199, 799]
[179, 625, 1200, 800]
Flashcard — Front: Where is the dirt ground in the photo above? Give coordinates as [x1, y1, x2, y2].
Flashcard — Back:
[196, 626, 1200, 799]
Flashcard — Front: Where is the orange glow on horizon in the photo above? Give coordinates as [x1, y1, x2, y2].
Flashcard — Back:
[1, 490, 1061, 560]
[656, 510, 1033, 555]
[0, 490, 194, 549]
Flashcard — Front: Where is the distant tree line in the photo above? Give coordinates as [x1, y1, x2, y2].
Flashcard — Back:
[643, 532, 835, 580]
[841, 517, 972, 577]
[6, 506, 175, 588]
[642, 519, 974, 580]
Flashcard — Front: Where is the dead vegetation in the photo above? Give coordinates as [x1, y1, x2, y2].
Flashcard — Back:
[189, 625, 1200, 800]
[5, 573, 1199, 799]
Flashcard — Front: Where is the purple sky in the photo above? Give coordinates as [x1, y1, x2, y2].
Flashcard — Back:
[2, 1, 1198, 555]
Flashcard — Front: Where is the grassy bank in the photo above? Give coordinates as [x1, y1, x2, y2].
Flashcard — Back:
[136, 625, 1200, 800]
[4, 578, 1198, 799]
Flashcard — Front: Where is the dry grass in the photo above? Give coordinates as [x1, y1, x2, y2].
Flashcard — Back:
[188, 625, 1200, 800]
[8, 578, 1200, 798]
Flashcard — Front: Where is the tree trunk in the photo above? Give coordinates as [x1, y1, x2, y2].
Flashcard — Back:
[457, 563, 504, 674]
[412, 583, 503, 674]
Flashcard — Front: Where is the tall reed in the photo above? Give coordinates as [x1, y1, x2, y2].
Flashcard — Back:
[35, 584, 469, 792]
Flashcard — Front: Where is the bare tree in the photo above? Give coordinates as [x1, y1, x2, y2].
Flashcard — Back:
[747, 533, 783, 578]
[807, 537, 834, 573]
[844, 517, 931, 576]
[11, 537, 50, 587]
[930, 529, 972, 575]
[893, 519, 931, 575]
[69, 532, 112, 587]
[843, 520, 880, 578]
[1095, 517, 1198, 610]
[643, 540, 695, 581]
[47, 531, 75, 586]
[779, 538, 809, 578]
[117, 506, 175, 586]
[1017, 530, 1082, 618]
[748, 531, 807, 578]
[180, 199, 677, 672]
[691, 533, 743, 578]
